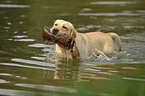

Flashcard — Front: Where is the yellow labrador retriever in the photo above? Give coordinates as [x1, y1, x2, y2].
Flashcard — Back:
[50, 19, 122, 59]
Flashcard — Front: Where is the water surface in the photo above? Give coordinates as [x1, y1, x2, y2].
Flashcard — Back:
[0, 0, 145, 96]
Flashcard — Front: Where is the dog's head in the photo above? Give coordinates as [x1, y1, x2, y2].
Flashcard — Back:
[50, 19, 76, 38]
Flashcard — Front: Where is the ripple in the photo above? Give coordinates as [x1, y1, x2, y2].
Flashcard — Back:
[108, 70, 119, 73]
[28, 43, 54, 48]
[97, 72, 112, 75]
[15, 76, 27, 80]
[0, 4, 30, 8]
[23, 31, 27, 33]
[0, 73, 13, 76]
[15, 83, 77, 93]
[78, 13, 139, 16]
[59, 13, 70, 16]
[14, 35, 28, 38]
[123, 25, 144, 29]
[76, 25, 116, 31]
[31, 57, 46, 60]
[122, 32, 145, 42]
[0, 63, 55, 71]
[19, 21, 23, 24]
[11, 58, 56, 67]
[20, 15, 25, 17]
[8, 38, 13, 40]
[76, 27, 88, 31]
[14, 31, 18, 33]
[42, 48, 54, 52]
[4, 17, 8, 19]
[31, 56, 57, 62]
[81, 73, 110, 80]
[1, 1, 13, 3]
[81, 8, 92, 12]
[123, 77, 145, 82]
[90, 1, 134, 5]
[7, 22, 12, 25]
[76, 25, 101, 31]
[122, 67, 136, 69]
[14, 39, 35, 41]
[123, 25, 134, 29]
[0, 79, 10, 83]
[0, 89, 55, 96]
[0, 73, 27, 79]
[4, 27, 10, 29]
[84, 68, 100, 72]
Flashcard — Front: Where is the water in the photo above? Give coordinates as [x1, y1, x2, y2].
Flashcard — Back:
[0, 0, 145, 96]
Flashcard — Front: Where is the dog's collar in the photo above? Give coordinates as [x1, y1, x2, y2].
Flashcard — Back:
[70, 49, 73, 52]
[69, 42, 81, 61]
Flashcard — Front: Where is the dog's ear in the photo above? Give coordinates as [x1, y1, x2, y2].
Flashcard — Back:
[70, 27, 77, 38]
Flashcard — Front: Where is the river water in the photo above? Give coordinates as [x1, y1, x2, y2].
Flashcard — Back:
[0, 0, 145, 96]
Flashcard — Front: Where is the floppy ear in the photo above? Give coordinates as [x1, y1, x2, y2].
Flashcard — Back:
[70, 27, 77, 38]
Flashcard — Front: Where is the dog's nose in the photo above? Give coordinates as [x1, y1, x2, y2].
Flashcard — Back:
[53, 28, 59, 35]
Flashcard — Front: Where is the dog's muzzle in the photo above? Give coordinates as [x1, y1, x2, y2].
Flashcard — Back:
[52, 28, 59, 35]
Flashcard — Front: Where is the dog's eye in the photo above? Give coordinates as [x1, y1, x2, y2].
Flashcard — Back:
[63, 26, 67, 29]
[55, 24, 58, 26]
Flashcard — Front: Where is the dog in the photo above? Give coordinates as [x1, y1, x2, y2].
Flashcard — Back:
[50, 19, 122, 59]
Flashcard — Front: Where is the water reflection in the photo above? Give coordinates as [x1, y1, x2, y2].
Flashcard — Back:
[53, 60, 80, 80]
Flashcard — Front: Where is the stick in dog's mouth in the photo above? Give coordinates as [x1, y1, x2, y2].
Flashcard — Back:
[42, 26, 81, 61]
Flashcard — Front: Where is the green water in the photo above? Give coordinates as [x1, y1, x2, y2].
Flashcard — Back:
[0, 0, 145, 96]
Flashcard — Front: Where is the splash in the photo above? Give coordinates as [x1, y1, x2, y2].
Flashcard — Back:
[88, 48, 111, 61]
[87, 48, 129, 63]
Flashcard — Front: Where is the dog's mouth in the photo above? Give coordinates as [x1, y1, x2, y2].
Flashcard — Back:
[42, 26, 74, 48]
[42, 26, 81, 60]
